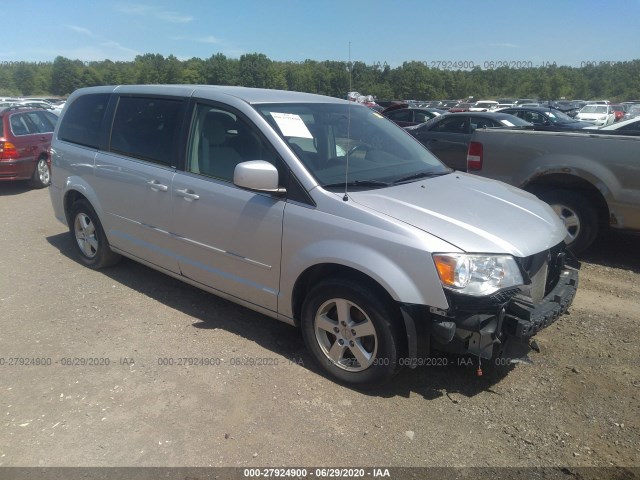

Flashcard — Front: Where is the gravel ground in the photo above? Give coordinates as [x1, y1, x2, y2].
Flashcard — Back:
[0, 184, 638, 476]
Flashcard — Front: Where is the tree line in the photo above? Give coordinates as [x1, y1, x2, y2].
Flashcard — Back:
[2, 53, 639, 101]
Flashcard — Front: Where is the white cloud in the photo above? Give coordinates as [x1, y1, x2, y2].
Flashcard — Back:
[195, 36, 220, 44]
[487, 43, 519, 49]
[99, 41, 140, 58]
[64, 24, 93, 36]
[117, 3, 192, 23]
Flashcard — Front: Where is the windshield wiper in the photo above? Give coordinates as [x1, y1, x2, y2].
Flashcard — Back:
[392, 171, 450, 184]
[322, 180, 390, 189]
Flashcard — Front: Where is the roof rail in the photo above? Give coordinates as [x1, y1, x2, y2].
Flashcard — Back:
[0, 105, 41, 114]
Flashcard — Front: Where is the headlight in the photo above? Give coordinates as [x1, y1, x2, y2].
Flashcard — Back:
[433, 254, 523, 296]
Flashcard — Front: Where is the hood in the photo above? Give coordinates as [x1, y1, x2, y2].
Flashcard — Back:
[348, 173, 567, 258]
[576, 113, 606, 120]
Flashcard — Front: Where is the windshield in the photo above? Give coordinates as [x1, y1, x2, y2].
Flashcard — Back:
[254, 102, 449, 188]
[497, 116, 531, 126]
[581, 105, 607, 114]
[545, 109, 576, 123]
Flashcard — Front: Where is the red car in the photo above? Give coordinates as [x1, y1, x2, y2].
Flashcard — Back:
[610, 105, 625, 122]
[448, 102, 475, 113]
[0, 106, 57, 188]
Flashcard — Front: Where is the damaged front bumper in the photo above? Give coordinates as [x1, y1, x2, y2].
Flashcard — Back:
[427, 264, 579, 361]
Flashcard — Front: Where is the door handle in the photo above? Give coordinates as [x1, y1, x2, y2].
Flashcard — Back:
[175, 188, 200, 201]
[146, 180, 168, 192]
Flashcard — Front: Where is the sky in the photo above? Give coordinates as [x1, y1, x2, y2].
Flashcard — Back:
[3, 0, 639, 68]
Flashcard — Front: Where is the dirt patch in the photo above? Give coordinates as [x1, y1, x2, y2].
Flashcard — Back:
[0, 185, 638, 471]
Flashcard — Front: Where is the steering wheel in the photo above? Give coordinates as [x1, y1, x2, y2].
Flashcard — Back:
[347, 143, 371, 156]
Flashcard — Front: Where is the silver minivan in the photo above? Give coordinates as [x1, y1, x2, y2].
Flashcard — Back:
[50, 85, 579, 386]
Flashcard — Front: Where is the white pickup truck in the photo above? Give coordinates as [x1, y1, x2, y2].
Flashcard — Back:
[466, 128, 640, 252]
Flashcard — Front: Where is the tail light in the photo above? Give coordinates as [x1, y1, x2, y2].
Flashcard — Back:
[467, 141, 483, 171]
[0, 141, 19, 160]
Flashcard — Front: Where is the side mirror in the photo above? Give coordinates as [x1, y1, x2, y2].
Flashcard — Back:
[234, 160, 286, 194]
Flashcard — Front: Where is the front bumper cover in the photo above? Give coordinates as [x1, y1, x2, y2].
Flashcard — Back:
[503, 268, 578, 338]
[428, 264, 579, 359]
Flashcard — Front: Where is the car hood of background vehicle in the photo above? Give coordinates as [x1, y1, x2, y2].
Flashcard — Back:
[348, 173, 567, 257]
[577, 113, 606, 119]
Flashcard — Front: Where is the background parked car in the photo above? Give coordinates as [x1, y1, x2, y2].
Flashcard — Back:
[405, 112, 531, 170]
[588, 116, 640, 134]
[447, 102, 475, 112]
[513, 99, 537, 106]
[0, 107, 57, 188]
[469, 101, 499, 112]
[497, 106, 593, 130]
[439, 100, 460, 110]
[575, 104, 616, 126]
[382, 104, 444, 127]
[610, 105, 625, 122]
[622, 104, 640, 120]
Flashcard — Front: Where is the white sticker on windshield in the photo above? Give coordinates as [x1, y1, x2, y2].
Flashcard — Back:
[270, 112, 313, 138]
[501, 120, 515, 126]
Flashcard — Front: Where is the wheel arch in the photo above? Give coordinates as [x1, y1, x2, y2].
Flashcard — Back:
[291, 263, 398, 328]
[61, 178, 104, 229]
[523, 173, 610, 228]
[64, 189, 89, 227]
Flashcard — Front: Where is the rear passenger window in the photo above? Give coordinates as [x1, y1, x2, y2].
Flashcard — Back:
[436, 117, 468, 133]
[10, 114, 32, 135]
[58, 93, 110, 148]
[387, 109, 412, 122]
[110, 96, 184, 167]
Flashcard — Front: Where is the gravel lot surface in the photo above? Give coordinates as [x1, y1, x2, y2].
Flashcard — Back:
[0, 184, 638, 476]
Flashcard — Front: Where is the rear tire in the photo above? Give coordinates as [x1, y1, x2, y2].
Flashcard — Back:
[536, 190, 599, 254]
[69, 199, 121, 269]
[29, 157, 50, 189]
[301, 279, 401, 386]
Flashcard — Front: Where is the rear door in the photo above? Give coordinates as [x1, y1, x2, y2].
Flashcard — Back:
[170, 101, 286, 311]
[93, 95, 187, 273]
[24, 110, 55, 165]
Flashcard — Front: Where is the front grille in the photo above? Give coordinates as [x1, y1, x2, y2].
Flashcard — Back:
[516, 242, 566, 304]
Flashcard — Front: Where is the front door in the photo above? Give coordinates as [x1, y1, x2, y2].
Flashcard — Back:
[170, 102, 286, 311]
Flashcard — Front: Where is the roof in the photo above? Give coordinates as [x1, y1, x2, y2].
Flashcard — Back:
[442, 111, 522, 118]
[72, 85, 348, 105]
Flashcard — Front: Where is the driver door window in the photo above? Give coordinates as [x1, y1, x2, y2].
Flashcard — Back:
[187, 104, 276, 182]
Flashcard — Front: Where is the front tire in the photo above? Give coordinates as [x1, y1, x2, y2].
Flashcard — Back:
[69, 199, 121, 269]
[301, 279, 401, 386]
[29, 157, 50, 188]
[536, 190, 599, 254]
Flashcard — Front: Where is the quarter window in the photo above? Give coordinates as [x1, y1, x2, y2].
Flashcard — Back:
[25, 111, 55, 133]
[10, 114, 32, 136]
[58, 93, 110, 148]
